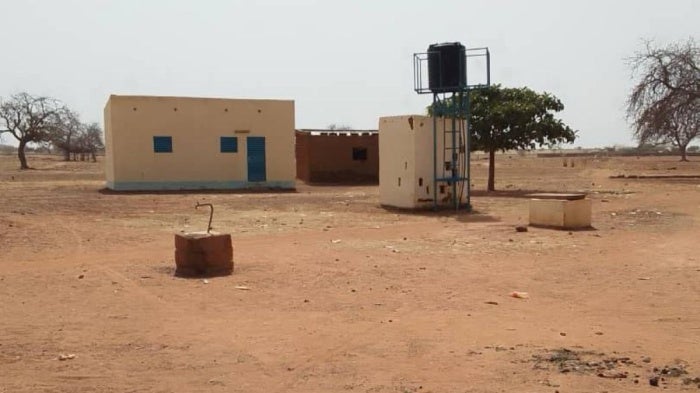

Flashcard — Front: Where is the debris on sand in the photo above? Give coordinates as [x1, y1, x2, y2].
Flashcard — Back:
[385, 245, 400, 253]
[235, 285, 250, 290]
[655, 363, 688, 378]
[532, 349, 699, 389]
[58, 354, 76, 361]
[531, 348, 634, 376]
[510, 291, 529, 299]
[485, 301, 499, 305]
[515, 226, 528, 233]
[598, 371, 628, 378]
[649, 376, 660, 386]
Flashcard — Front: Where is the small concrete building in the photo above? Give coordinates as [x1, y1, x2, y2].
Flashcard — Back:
[104, 95, 295, 191]
[379, 115, 468, 209]
[295, 129, 378, 183]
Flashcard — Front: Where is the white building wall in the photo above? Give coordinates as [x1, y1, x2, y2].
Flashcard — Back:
[379, 115, 468, 209]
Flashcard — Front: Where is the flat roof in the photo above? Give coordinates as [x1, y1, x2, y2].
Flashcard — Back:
[107, 94, 293, 104]
[297, 129, 378, 136]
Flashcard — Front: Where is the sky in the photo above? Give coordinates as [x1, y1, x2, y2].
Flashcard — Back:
[0, 0, 698, 148]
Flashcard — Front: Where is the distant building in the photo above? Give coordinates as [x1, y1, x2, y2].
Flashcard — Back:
[295, 129, 378, 183]
[104, 95, 295, 191]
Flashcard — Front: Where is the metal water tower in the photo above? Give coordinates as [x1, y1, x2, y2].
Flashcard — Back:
[413, 42, 491, 210]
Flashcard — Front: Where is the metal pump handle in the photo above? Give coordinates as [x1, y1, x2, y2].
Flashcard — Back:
[195, 202, 214, 233]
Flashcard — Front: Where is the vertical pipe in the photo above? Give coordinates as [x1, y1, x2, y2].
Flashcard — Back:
[486, 49, 491, 87]
[459, 92, 466, 207]
[465, 91, 472, 210]
[413, 55, 417, 91]
[451, 93, 457, 210]
[432, 94, 438, 211]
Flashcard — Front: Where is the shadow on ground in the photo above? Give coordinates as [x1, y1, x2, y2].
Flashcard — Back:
[99, 188, 298, 196]
[380, 205, 500, 223]
[471, 189, 572, 199]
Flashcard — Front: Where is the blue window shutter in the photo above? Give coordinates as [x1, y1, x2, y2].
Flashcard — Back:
[220, 136, 238, 153]
[153, 136, 172, 153]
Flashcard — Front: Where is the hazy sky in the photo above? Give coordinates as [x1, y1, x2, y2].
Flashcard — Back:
[1, 0, 698, 147]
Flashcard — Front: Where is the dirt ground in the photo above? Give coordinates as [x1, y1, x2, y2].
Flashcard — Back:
[1, 153, 699, 393]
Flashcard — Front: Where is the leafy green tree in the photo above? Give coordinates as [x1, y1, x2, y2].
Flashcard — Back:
[430, 85, 577, 191]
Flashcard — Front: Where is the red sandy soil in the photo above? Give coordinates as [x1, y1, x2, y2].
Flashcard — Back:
[1, 154, 699, 392]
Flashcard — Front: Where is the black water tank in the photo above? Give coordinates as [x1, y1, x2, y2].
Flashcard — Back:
[427, 42, 466, 93]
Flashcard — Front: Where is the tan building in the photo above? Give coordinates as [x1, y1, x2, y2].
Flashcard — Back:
[104, 95, 295, 191]
[295, 129, 378, 184]
[379, 115, 468, 209]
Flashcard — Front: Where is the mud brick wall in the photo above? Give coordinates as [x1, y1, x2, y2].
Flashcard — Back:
[295, 131, 378, 184]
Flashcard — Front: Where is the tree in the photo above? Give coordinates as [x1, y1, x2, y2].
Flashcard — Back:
[76, 122, 104, 162]
[51, 108, 83, 161]
[0, 92, 63, 169]
[327, 123, 352, 131]
[627, 38, 700, 161]
[48, 109, 104, 162]
[430, 85, 576, 191]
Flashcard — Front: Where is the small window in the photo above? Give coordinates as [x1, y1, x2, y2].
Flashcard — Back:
[220, 136, 238, 153]
[153, 136, 172, 153]
[352, 147, 367, 161]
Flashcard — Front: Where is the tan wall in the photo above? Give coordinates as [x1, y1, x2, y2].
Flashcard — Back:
[296, 132, 378, 183]
[104, 95, 295, 190]
[104, 101, 114, 183]
[379, 116, 416, 208]
[379, 115, 467, 209]
[529, 198, 592, 229]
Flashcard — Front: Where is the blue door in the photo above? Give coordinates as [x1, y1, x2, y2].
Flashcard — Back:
[247, 136, 266, 182]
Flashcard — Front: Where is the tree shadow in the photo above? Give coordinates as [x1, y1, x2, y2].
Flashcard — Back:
[610, 174, 700, 179]
[98, 188, 298, 196]
[471, 189, 573, 199]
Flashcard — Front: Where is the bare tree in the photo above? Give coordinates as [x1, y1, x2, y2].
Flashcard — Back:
[627, 38, 700, 161]
[46, 108, 105, 162]
[76, 122, 104, 162]
[327, 123, 352, 131]
[0, 93, 62, 169]
[51, 108, 83, 161]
